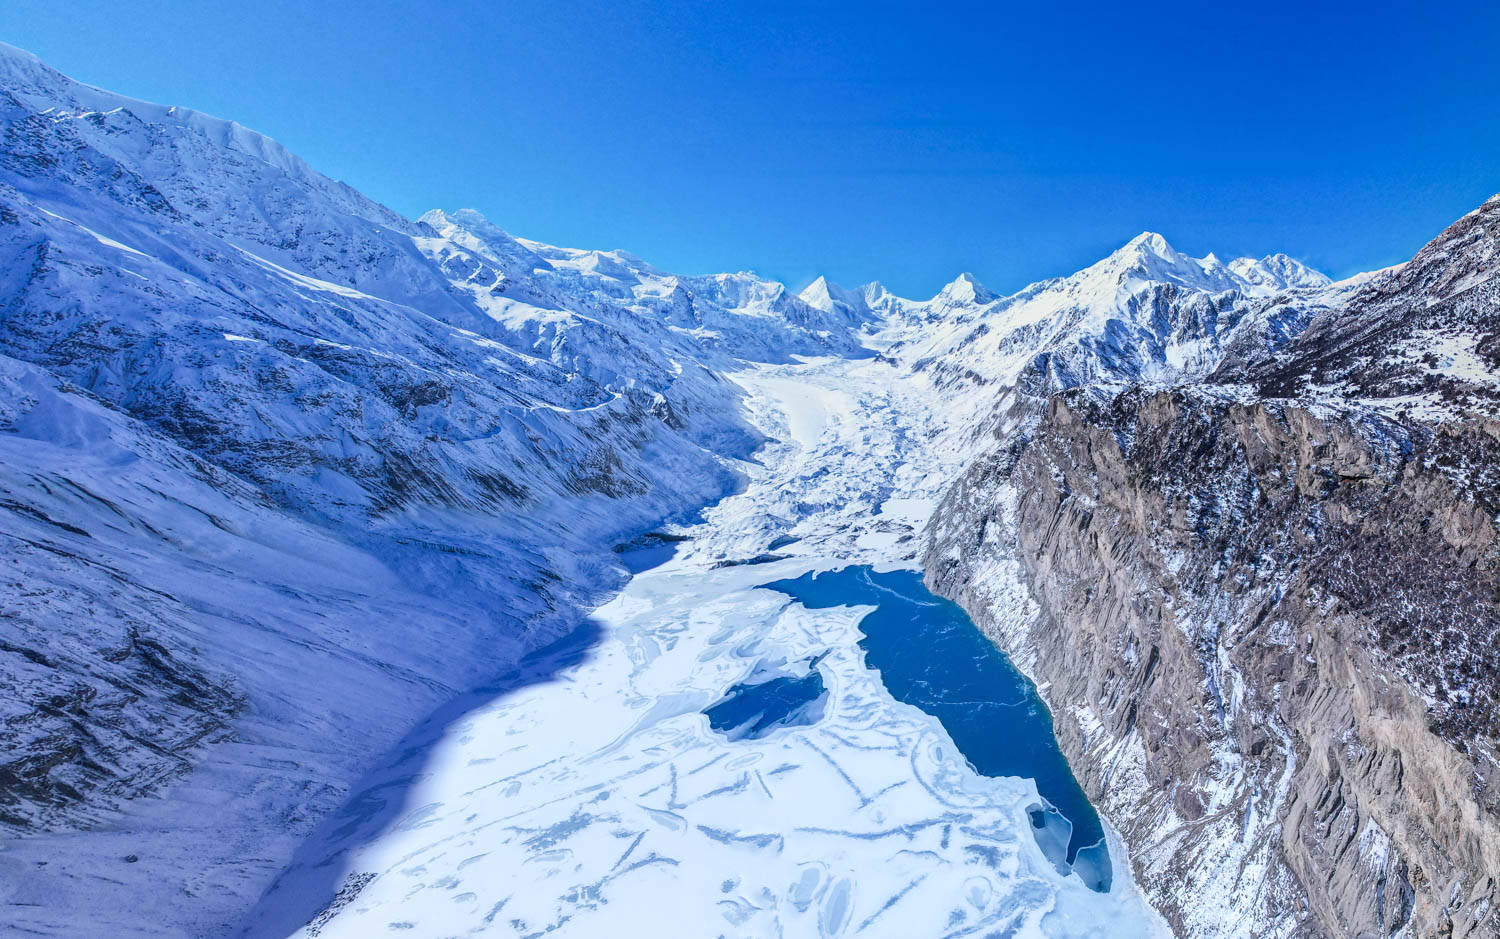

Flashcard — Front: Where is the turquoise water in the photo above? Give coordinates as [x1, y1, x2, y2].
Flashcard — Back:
[761, 566, 1111, 890]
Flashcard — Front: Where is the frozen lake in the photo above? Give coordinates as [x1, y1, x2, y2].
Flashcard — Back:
[241, 358, 1166, 937]
[761, 566, 1111, 891]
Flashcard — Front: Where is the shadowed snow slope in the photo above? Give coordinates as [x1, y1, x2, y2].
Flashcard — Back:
[0, 41, 875, 935]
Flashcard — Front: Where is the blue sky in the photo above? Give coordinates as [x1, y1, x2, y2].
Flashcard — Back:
[7, 0, 1500, 297]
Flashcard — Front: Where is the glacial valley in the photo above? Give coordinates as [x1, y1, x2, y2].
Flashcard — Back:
[2, 40, 1499, 939]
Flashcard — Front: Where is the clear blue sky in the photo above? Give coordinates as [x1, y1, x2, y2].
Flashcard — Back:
[7, 1, 1500, 297]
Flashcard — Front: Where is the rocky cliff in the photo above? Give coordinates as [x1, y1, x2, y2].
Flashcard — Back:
[926, 197, 1500, 937]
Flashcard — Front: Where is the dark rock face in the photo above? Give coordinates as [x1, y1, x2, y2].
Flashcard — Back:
[0, 614, 244, 833]
[926, 196, 1500, 937]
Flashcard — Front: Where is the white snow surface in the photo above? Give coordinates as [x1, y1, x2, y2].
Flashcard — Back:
[242, 357, 1167, 938]
[868, 232, 1342, 396]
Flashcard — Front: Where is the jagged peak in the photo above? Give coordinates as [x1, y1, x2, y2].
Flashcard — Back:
[1081, 230, 1331, 295]
[1228, 253, 1331, 289]
[798, 275, 837, 309]
[420, 208, 558, 278]
[446, 207, 495, 226]
[419, 208, 460, 229]
[799, 275, 890, 314]
[933, 272, 994, 306]
[1085, 231, 1207, 285]
[1122, 231, 1177, 256]
[421, 208, 524, 246]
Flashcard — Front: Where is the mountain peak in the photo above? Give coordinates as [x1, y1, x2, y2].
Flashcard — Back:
[1070, 231, 1333, 298]
[933, 272, 994, 306]
[420, 208, 521, 247]
[799, 275, 887, 322]
[1122, 231, 1177, 258]
[1094, 232, 1196, 279]
[798, 275, 836, 310]
[1228, 253, 1331, 290]
[861, 281, 891, 305]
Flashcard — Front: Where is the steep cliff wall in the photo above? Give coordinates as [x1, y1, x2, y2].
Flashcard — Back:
[927, 389, 1500, 937]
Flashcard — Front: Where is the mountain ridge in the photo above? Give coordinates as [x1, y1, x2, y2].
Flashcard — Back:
[925, 192, 1500, 937]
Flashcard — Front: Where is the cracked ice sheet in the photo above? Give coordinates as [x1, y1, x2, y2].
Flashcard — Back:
[284, 557, 1163, 938]
[262, 357, 1167, 937]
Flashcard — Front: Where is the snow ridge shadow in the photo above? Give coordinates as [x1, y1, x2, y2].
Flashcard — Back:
[235, 619, 606, 938]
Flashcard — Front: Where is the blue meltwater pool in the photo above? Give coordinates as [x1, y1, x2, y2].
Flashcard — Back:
[751, 565, 1113, 892]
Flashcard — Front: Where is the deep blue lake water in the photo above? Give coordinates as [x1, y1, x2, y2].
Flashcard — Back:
[759, 565, 1111, 890]
[704, 655, 828, 740]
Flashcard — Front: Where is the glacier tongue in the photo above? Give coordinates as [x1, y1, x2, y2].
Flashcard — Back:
[240, 355, 1167, 939]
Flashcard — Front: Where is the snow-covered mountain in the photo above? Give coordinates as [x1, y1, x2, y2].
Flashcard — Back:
[796, 274, 890, 328]
[0, 39, 1318, 933]
[856, 231, 1339, 396]
[925, 197, 1500, 937]
[8, 37, 1497, 939]
[0, 40, 878, 934]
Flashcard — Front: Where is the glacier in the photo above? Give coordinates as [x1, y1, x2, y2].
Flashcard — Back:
[239, 355, 1166, 938]
[0, 39, 1360, 937]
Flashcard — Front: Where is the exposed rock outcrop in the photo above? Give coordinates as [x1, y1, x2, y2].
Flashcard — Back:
[929, 391, 1500, 936]
[926, 197, 1500, 937]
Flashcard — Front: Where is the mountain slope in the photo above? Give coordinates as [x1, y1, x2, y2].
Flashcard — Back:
[0, 42, 873, 934]
[925, 196, 1500, 937]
